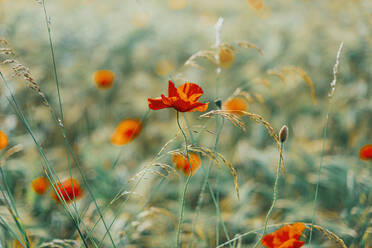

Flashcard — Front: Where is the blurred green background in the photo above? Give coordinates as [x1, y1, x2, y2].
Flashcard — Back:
[0, 0, 371, 247]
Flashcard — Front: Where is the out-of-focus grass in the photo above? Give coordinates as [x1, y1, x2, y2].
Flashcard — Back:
[0, 0, 371, 247]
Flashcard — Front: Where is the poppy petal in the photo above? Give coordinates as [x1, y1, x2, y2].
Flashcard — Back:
[190, 102, 209, 112]
[148, 97, 170, 110]
[168, 80, 178, 97]
[178, 82, 204, 101]
[278, 239, 305, 248]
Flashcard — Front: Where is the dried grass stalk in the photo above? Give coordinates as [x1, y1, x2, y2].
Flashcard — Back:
[187, 145, 240, 200]
[282, 66, 317, 105]
[306, 224, 347, 248]
[200, 110, 285, 171]
[236, 41, 264, 56]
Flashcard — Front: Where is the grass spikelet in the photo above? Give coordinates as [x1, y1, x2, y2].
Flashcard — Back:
[0, 145, 23, 163]
[40, 239, 80, 248]
[236, 41, 264, 56]
[184, 50, 217, 69]
[187, 145, 240, 200]
[200, 110, 246, 131]
[282, 66, 317, 105]
[151, 162, 179, 178]
[200, 110, 285, 170]
[267, 69, 286, 83]
[306, 224, 347, 248]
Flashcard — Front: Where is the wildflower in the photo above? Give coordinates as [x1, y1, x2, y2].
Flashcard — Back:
[13, 237, 33, 248]
[172, 152, 201, 176]
[51, 178, 83, 203]
[222, 97, 248, 116]
[111, 119, 142, 146]
[155, 59, 174, 76]
[148, 80, 209, 112]
[169, 0, 187, 10]
[93, 70, 115, 89]
[0, 130, 9, 150]
[218, 47, 234, 69]
[359, 144, 372, 161]
[31, 177, 50, 195]
[261, 223, 305, 248]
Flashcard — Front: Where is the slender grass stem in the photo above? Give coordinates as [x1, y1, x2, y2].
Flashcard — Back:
[175, 111, 193, 248]
[253, 142, 284, 248]
[308, 111, 330, 246]
[39, 1, 117, 244]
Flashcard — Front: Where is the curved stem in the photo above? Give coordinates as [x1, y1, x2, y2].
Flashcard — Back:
[175, 111, 193, 248]
[253, 142, 284, 248]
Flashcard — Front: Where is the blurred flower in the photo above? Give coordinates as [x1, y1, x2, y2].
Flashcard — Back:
[0, 130, 9, 150]
[51, 178, 83, 204]
[169, 0, 187, 10]
[172, 152, 201, 176]
[31, 177, 50, 195]
[148, 80, 209, 112]
[111, 119, 142, 146]
[93, 70, 115, 89]
[155, 59, 174, 76]
[222, 97, 248, 116]
[359, 144, 372, 161]
[218, 46, 234, 69]
[13, 237, 33, 248]
[132, 12, 150, 28]
[261, 223, 305, 248]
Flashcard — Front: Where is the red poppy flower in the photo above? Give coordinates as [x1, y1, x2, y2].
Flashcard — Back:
[111, 119, 142, 146]
[359, 144, 372, 161]
[172, 152, 202, 176]
[31, 177, 50, 195]
[51, 178, 83, 204]
[0, 130, 9, 150]
[148, 80, 209, 112]
[262, 223, 306, 248]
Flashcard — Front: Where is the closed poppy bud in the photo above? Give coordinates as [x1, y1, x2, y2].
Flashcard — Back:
[218, 47, 234, 69]
[222, 97, 248, 116]
[172, 152, 201, 176]
[279, 125, 289, 143]
[93, 70, 115, 89]
[51, 178, 83, 204]
[0, 130, 9, 150]
[111, 119, 142, 146]
[359, 144, 372, 161]
[31, 177, 50, 195]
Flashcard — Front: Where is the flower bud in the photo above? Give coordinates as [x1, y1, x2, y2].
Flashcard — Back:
[279, 125, 288, 143]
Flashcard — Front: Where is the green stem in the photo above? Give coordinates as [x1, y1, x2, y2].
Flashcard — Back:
[308, 111, 330, 246]
[253, 142, 284, 248]
[175, 111, 193, 248]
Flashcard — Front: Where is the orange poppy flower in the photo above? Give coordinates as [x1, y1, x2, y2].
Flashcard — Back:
[13, 237, 33, 248]
[359, 144, 372, 161]
[31, 177, 50, 195]
[172, 152, 201, 176]
[218, 47, 234, 69]
[0, 130, 9, 150]
[148, 80, 209, 112]
[51, 178, 83, 203]
[222, 97, 248, 116]
[93, 70, 115, 89]
[262, 223, 305, 248]
[111, 119, 142, 146]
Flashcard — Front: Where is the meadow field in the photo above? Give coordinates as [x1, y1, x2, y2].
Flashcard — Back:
[0, 0, 371, 247]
